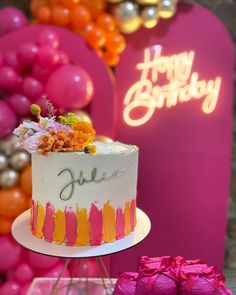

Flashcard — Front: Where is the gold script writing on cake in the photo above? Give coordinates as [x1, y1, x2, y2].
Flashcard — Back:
[123, 46, 222, 127]
[58, 168, 126, 201]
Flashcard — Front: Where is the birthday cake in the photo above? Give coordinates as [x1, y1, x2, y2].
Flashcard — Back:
[14, 104, 138, 246]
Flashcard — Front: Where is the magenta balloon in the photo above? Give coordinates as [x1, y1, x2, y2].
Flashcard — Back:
[0, 66, 18, 89]
[0, 101, 17, 138]
[0, 281, 21, 295]
[0, 236, 22, 270]
[37, 30, 59, 48]
[22, 76, 44, 100]
[4, 51, 20, 71]
[0, 52, 3, 67]
[57, 51, 69, 67]
[18, 43, 38, 65]
[8, 94, 31, 115]
[37, 45, 59, 69]
[27, 251, 60, 270]
[19, 283, 31, 295]
[31, 65, 52, 83]
[42, 263, 70, 278]
[15, 263, 34, 284]
[46, 64, 94, 109]
[0, 7, 28, 37]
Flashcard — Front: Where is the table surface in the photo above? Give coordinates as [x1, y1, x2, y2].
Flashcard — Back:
[225, 270, 236, 294]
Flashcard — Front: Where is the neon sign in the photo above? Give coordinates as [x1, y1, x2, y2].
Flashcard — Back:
[123, 46, 222, 127]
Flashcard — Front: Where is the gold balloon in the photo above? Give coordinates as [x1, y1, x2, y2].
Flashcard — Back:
[114, 1, 142, 34]
[74, 111, 93, 124]
[95, 135, 114, 143]
[158, 0, 176, 19]
[141, 6, 159, 29]
[136, 0, 160, 5]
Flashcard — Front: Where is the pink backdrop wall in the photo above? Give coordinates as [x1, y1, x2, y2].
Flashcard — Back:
[111, 3, 234, 275]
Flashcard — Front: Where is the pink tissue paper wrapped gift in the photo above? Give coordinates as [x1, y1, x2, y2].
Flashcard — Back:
[113, 272, 138, 295]
[179, 264, 232, 295]
[135, 256, 179, 295]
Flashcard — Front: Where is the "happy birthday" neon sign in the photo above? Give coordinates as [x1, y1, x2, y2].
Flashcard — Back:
[123, 46, 222, 127]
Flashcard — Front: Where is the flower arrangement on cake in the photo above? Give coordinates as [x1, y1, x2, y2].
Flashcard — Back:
[14, 100, 96, 155]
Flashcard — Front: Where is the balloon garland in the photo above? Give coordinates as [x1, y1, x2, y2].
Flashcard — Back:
[30, 0, 179, 66]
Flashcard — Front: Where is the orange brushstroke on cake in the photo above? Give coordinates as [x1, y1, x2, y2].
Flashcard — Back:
[76, 207, 90, 246]
[103, 202, 116, 243]
[53, 209, 66, 244]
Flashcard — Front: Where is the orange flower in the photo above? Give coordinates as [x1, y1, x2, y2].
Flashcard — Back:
[72, 121, 95, 150]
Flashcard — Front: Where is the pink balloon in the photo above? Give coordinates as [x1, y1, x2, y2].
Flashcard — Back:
[8, 94, 31, 115]
[4, 51, 21, 71]
[27, 251, 60, 270]
[69, 259, 99, 278]
[46, 65, 93, 109]
[42, 262, 70, 278]
[57, 51, 69, 67]
[15, 263, 34, 284]
[0, 7, 28, 37]
[31, 65, 52, 83]
[22, 77, 44, 100]
[0, 52, 4, 67]
[0, 66, 18, 89]
[20, 283, 31, 295]
[0, 101, 17, 138]
[37, 45, 59, 69]
[18, 43, 38, 65]
[0, 281, 21, 295]
[37, 30, 59, 48]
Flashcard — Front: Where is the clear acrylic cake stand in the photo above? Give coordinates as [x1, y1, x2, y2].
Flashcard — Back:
[12, 208, 151, 295]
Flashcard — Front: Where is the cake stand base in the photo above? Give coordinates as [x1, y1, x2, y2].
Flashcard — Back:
[12, 208, 151, 258]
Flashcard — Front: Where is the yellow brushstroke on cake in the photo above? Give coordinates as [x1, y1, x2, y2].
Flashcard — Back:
[76, 207, 90, 246]
[53, 209, 65, 244]
[35, 203, 44, 238]
[103, 202, 116, 243]
[134, 199, 137, 226]
[124, 201, 131, 236]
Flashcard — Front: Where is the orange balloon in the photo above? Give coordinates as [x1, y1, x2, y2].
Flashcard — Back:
[103, 50, 119, 67]
[0, 188, 27, 219]
[27, 198, 33, 209]
[58, 0, 79, 9]
[82, 0, 106, 20]
[96, 13, 116, 32]
[38, 6, 52, 23]
[52, 5, 70, 26]
[0, 215, 13, 235]
[20, 166, 32, 196]
[105, 32, 126, 54]
[86, 26, 106, 49]
[71, 5, 91, 29]
[31, 0, 49, 17]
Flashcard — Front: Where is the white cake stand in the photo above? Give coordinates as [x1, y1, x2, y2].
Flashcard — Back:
[12, 208, 151, 295]
[12, 208, 151, 258]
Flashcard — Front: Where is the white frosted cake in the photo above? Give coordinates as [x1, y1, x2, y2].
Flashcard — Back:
[14, 108, 138, 246]
[31, 141, 138, 246]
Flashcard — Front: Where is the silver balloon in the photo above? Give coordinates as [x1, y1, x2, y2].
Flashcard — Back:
[0, 135, 21, 156]
[114, 1, 141, 34]
[136, 0, 160, 5]
[0, 153, 8, 171]
[0, 169, 19, 188]
[158, 0, 176, 19]
[9, 150, 31, 171]
[141, 6, 159, 29]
